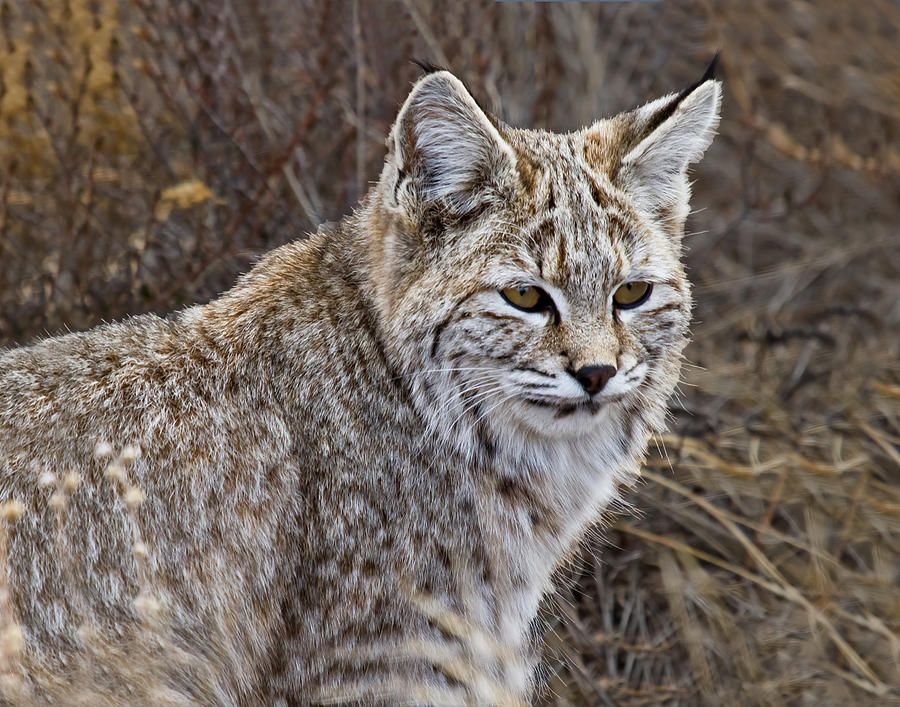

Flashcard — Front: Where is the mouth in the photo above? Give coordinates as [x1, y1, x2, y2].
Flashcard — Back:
[523, 394, 625, 419]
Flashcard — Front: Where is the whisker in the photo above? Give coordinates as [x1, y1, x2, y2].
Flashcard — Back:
[471, 393, 514, 428]
[389, 367, 498, 381]
[447, 386, 507, 435]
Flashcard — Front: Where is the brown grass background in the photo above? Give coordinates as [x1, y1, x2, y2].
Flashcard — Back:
[0, 1, 898, 704]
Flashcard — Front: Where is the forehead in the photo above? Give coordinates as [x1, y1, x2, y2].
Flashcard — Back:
[497, 127, 646, 297]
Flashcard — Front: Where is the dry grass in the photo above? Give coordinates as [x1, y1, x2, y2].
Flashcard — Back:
[0, 446, 230, 705]
[0, 0, 897, 704]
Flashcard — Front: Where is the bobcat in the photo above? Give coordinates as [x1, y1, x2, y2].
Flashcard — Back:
[0, 65, 720, 704]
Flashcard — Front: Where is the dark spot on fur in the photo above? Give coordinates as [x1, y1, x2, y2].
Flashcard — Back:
[479, 311, 520, 323]
[589, 180, 609, 209]
[553, 404, 578, 419]
[496, 476, 521, 502]
[644, 302, 685, 316]
[435, 543, 453, 572]
[362, 559, 380, 578]
[510, 571, 528, 591]
[430, 292, 479, 358]
[555, 229, 567, 275]
[474, 414, 497, 457]
[488, 352, 516, 364]
[517, 155, 540, 195]
[523, 397, 556, 408]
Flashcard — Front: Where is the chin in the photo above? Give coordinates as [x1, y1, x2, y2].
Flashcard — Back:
[504, 396, 624, 439]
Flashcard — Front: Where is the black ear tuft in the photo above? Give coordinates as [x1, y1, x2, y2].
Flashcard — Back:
[701, 52, 721, 82]
[676, 52, 721, 104]
[634, 54, 722, 142]
[410, 58, 448, 76]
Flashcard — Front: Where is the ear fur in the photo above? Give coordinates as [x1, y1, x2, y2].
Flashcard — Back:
[611, 72, 722, 227]
[387, 71, 517, 218]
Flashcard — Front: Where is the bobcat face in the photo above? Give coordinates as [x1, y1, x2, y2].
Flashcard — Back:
[424, 130, 692, 438]
[372, 70, 719, 440]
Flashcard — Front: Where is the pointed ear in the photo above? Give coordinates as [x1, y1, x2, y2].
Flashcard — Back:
[612, 78, 721, 226]
[387, 71, 517, 218]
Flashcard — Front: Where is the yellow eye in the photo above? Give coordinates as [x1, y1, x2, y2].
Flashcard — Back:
[500, 285, 545, 312]
[613, 281, 653, 309]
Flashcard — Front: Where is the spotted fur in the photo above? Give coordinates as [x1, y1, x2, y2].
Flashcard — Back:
[0, 70, 720, 703]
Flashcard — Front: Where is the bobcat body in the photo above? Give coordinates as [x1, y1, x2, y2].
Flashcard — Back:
[0, 69, 720, 703]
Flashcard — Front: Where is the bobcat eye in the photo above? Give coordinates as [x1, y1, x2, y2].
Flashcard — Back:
[500, 285, 552, 313]
[612, 281, 653, 309]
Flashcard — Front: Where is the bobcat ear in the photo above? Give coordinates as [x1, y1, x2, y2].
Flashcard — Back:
[613, 75, 721, 225]
[387, 71, 517, 218]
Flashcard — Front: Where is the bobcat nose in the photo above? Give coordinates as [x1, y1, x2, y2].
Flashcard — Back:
[571, 364, 617, 396]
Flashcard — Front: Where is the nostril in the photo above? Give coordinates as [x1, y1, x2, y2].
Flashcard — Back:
[571, 364, 617, 396]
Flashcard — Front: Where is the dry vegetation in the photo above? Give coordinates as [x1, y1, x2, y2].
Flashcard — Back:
[0, 0, 898, 704]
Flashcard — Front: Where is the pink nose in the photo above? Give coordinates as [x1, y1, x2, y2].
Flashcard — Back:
[571, 365, 617, 396]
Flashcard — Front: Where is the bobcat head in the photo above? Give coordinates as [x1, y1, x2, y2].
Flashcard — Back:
[367, 67, 721, 445]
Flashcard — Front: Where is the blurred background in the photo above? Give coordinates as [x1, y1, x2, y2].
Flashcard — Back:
[0, 1, 897, 704]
